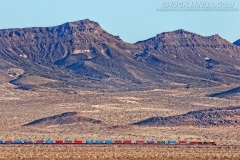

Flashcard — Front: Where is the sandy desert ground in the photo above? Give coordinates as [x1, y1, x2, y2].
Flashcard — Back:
[0, 145, 240, 160]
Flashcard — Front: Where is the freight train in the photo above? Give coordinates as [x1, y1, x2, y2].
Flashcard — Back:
[0, 139, 217, 145]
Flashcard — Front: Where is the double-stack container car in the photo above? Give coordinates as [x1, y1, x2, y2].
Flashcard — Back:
[123, 140, 132, 144]
[55, 140, 64, 144]
[95, 140, 103, 144]
[0, 139, 218, 145]
[24, 140, 33, 144]
[86, 140, 94, 144]
[4, 140, 13, 144]
[64, 140, 73, 144]
[179, 140, 187, 145]
[157, 140, 165, 145]
[14, 140, 23, 144]
[114, 140, 122, 144]
[168, 140, 177, 145]
[35, 140, 44, 144]
[45, 139, 54, 144]
[74, 139, 82, 144]
[105, 140, 113, 144]
[146, 140, 154, 144]
[136, 140, 145, 144]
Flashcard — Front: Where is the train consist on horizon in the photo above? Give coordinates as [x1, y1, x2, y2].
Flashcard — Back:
[0, 139, 217, 145]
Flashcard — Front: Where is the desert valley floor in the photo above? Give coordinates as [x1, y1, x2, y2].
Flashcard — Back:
[1, 82, 240, 159]
[0, 82, 240, 145]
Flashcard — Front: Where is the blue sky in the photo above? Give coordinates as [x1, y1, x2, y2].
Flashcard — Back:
[0, 0, 239, 43]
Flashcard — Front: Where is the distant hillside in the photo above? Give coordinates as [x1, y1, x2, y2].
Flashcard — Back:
[23, 112, 102, 126]
[1, 19, 240, 90]
[208, 86, 240, 98]
[132, 106, 240, 126]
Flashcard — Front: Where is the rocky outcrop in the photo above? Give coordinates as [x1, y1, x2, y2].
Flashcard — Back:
[23, 112, 102, 126]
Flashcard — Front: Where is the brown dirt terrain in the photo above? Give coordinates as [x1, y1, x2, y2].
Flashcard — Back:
[0, 145, 240, 160]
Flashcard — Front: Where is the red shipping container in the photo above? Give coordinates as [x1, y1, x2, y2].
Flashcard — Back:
[74, 140, 83, 144]
[55, 140, 64, 144]
[123, 140, 131, 144]
[204, 142, 216, 145]
[114, 140, 122, 144]
[189, 141, 198, 145]
[203, 142, 212, 145]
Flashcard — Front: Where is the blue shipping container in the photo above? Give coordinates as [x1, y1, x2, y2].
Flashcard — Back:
[95, 140, 103, 144]
[4, 140, 13, 144]
[168, 140, 177, 145]
[14, 140, 23, 144]
[147, 140, 154, 143]
[24, 140, 33, 144]
[105, 140, 113, 144]
[86, 140, 94, 144]
[45, 139, 54, 144]
[0, 140, 3, 144]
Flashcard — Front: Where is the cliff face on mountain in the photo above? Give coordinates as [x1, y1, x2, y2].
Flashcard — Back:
[1, 19, 240, 90]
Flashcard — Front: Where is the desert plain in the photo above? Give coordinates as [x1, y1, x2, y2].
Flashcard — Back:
[0, 81, 240, 159]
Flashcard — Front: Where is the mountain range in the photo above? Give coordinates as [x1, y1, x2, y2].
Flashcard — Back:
[1, 19, 240, 91]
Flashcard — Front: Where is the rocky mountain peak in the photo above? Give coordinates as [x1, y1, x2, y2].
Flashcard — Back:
[167, 29, 194, 35]
[135, 29, 236, 50]
[61, 19, 103, 35]
[155, 29, 195, 38]
[65, 19, 101, 29]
